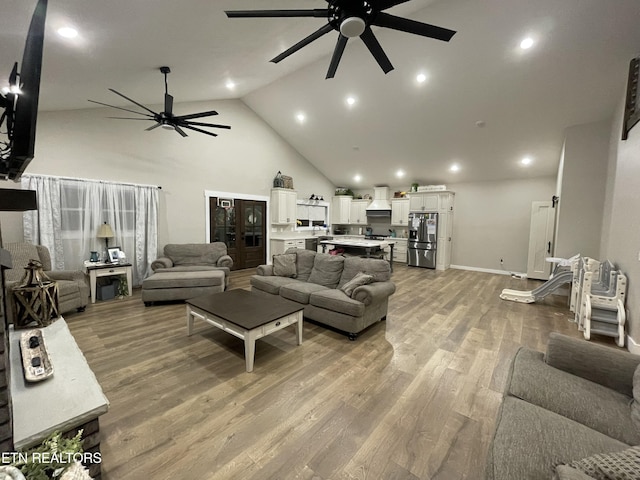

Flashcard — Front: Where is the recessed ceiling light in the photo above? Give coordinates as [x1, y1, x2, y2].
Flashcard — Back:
[296, 112, 306, 123]
[346, 96, 356, 106]
[521, 156, 532, 166]
[396, 169, 405, 178]
[416, 73, 427, 83]
[225, 80, 236, 90]
[520, 37, 534, 50]
[354, 174, 362, 182]
[450, 164, 460, 172]
[57, 27, 78, 39]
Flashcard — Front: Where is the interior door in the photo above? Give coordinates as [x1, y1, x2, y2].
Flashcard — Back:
[239, 200, 266, 269]
[209, 198, 266, 270]
[526, 201, 556, 280]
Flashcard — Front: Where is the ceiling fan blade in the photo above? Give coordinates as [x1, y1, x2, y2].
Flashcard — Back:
[145, 123, 162, 131]
[174, 125, 188, 137]
[373, 0, 411, 10]
[360, 27, 394, 74]
[372, 12, 456, 42]
[326, 34, 348, 79]
[87, 99, 156, 118]
[8, 62, 18, 87]
[181, 124, 219, 137]
[271, 23, 335, 64]
[174, 110, 219, 121]
[164, 93, 173, 115]
[108, 88, 159, 116]
[226, 9, 328, 18]
[107, 116, 154, 120]
[181, 120, 231, 130]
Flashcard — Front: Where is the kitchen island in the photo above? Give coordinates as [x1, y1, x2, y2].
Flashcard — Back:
[320, 239, 395, 271]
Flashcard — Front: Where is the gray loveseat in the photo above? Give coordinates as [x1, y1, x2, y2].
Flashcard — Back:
[250, 248, 396, 340]
[486, 333, 640, 480]
[142, 243, 233, 304]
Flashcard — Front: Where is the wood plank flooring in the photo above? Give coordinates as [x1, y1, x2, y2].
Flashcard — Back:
[64, 264, 589, 480]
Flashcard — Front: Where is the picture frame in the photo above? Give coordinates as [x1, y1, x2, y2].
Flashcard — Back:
[107, 247, 121, 263]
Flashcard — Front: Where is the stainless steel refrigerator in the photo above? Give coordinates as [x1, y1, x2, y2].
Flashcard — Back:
[408, 212, 438, 268]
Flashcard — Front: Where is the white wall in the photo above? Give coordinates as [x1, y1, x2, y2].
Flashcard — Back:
[450, 177, 556, 273]
[555, 120, 611, 258]
[602, 97, 640, 344]
[0, 99, 335, 250]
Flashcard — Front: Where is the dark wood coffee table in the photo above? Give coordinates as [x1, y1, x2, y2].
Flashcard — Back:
[186, 289, 304, 372]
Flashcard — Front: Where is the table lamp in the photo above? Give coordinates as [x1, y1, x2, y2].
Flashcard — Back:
[96, 222, 114, 258]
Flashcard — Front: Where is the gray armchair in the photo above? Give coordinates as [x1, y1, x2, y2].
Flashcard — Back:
[4, 242, 89, 316]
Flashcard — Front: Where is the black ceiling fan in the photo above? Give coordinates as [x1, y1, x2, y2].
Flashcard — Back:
[225, 0, 456, 79]
[88, 66, 230, 137]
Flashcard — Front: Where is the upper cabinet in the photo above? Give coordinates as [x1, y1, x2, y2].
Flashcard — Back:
[349, 199, 369, 224]
[408, 192, 454, 213]
[391, 198, 410, 226]
[271, 188, 297, 225]
[331, 196, 352, 224]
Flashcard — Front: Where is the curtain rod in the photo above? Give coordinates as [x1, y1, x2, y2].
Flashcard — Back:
[22, 173, 162, 189]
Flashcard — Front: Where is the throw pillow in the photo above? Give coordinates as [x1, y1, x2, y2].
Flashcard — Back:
[340, 271, 374, 297]
[563, 446, 640, 480]
[632, 363, 640, 430]
[273, 253, 297, 278]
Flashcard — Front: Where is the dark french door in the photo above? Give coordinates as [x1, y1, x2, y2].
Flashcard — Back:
[209, 197, 266, 270]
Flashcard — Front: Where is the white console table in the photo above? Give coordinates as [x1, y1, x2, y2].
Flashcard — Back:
[10, 318, 109, 466]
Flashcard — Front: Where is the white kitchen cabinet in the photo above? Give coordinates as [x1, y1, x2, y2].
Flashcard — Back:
[349, 199, 369, 225]
[331, 196, 352, 224]
[408, 193, 439, 212]
[271, 188, 297, 225]
[391, 238, 407, 263]
[271, 238, 305, 256]
[408, 191, 455, 213]
[391, 198, 410, 226]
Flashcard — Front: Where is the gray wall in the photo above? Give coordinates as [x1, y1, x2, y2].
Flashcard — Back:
[601, 96, 640, 346]
[450, 177, 556, 273]
[0, 99, 335, 249]
[555, 120, 611, 258]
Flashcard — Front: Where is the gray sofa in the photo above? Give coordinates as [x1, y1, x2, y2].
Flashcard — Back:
[142, 243, 233, 304]
[486, 333, 640, 480]
[4, 242, 89, 316]
[250, 248, 396, 340]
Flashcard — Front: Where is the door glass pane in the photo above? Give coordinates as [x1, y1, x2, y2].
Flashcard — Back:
[226, 206, 236, 246]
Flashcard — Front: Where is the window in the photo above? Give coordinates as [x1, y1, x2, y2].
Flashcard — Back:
[296, 201, 328, 230]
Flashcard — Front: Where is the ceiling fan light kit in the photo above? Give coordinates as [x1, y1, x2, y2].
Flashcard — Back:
[225, 0, 456, 79]
[88, 66, 230, 138]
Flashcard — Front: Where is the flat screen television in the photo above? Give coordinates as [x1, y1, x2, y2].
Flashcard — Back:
[0, 0, 48, 181]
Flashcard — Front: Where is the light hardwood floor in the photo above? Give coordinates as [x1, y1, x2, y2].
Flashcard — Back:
[65, 264, 589, 480]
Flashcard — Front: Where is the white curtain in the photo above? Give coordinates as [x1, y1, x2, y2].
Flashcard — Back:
[21, 174, 158, 286]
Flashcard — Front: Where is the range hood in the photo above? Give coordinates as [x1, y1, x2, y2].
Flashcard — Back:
[366, 186, 392, 216]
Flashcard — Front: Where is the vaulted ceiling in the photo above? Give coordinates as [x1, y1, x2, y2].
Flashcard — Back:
[2, 0, 640, 189]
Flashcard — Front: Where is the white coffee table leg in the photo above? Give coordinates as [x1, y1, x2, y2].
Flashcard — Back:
[187, 309, 194, 336]
[295, 312, 303, 345]
[244, 330, 258, 372]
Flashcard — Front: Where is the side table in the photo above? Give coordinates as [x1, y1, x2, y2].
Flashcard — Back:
[85, 262, 133, 303]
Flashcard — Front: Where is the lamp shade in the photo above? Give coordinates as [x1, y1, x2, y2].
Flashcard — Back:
[96, 222, 114, 239]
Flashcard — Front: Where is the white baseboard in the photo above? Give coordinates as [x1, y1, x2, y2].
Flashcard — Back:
[450, 264, 527, 277]
[627, 335, 640, 354]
